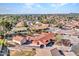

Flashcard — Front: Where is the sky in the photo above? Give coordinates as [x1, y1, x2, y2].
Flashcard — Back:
[0, 3, 79, 14]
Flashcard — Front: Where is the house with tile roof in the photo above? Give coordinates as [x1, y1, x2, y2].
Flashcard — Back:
[12, 32, 55, 46]
[12, 34, 26, 45]
[28, 32, 55, 45]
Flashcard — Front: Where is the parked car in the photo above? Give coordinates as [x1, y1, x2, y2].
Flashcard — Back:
[40, 44, 45, 48]
[46, 41, 54, 47]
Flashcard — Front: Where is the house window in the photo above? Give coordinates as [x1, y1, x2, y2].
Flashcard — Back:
[46, 40, 48, 42]
[37, 42, 39, 45]
[50, 39, 53, 42]
[31, 40, 33, 42]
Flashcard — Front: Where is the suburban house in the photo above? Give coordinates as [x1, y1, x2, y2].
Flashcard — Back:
[28, 32, 55, 45]
[58, 29, 76, 35]
[30, 22, 49, 30]
[11, 21, 28, 34]
[12, 32, 55, 46]
[12, 34, 26, 45]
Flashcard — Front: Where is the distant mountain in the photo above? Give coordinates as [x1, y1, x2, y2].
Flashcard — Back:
[0, 13, 79, 16]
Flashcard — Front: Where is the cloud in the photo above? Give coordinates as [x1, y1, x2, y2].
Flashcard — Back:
[20, 3, 42, 14]
[0, 7, 16, 11]
[36, 4, 41, 8]
[24, 3, 42, 9]
[59, 3, 67, 6]
[50, 3, 67, 8]
[23, 3, 34, 9]
[50, 3, 67, 10]
[17, 3, 68, 14]
[25, 3, 34, 6]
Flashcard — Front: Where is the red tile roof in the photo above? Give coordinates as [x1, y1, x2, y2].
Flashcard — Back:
[12, 32, 55, 45]
[28, 32, 55, 45]
[12, 35, 25, 42]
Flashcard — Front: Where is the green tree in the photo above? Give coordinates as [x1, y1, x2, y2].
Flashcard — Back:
[0, 20, 12, 32]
